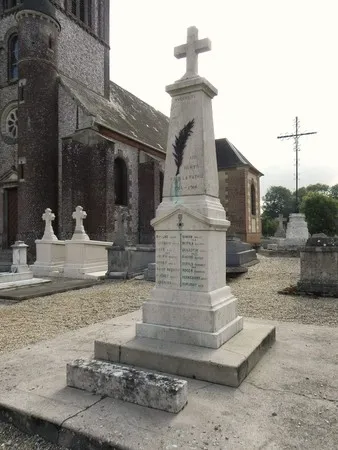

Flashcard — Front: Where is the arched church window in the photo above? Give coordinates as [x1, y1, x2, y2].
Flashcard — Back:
[114, 157, 128, 206]
[8, 33, 18, 81]
[251, 183, 256, 216]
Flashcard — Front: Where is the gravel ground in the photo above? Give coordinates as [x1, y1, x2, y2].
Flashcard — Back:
[0, 255, 337, 448]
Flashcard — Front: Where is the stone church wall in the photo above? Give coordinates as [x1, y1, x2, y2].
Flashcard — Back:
[110, 143, 139, 245]
[0, 13, 17, 83]
[0, 83, 17, 177]
[56, 8, 105, 95]
[138, 157, 162, 244]
[58, 83, 94, 234]
[219, 168, 247, 241]
[0, 12, 18, 179]
[61, 138, 140, 245]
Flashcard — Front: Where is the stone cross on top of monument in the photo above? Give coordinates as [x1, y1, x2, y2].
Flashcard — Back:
[42, 208, 58, 241]
[174, 26, 211, 79]
[71, 206, 89, 241]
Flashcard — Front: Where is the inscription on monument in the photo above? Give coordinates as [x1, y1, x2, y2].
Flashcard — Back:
[156, 223, 208, 291]
[180, 232, 207, 290]
[156, 232, 180, 288]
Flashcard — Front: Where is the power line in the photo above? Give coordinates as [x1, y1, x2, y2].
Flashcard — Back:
[277, 116, 317, 212]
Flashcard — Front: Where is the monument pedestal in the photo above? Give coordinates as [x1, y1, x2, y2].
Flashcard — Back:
[94, 320, 275, 387]
[285, 213, 309, 247]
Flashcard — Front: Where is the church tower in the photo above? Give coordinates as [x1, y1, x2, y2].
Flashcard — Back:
[16, 0, 61, 247]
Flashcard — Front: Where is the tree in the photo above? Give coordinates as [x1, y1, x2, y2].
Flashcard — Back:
[330, 184, 338, 199]
[306, 183, 330, 195]
[261, 216, 278, 237]
[262, 186, 293, 219]
[301, 192, 338, 236]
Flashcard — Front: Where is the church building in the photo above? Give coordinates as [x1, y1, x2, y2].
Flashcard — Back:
[0, 0, 261, 263]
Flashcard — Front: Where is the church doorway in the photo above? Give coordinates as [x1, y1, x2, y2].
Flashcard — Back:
[3, 187, 18, 249]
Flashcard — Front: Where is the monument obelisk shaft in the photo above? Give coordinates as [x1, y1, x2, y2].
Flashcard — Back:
[136, 26, 243, 349]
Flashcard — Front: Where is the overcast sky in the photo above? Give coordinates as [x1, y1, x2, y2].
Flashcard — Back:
[109, 0, 338, 197]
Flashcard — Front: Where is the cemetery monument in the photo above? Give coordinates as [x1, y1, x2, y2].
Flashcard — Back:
[67, 27, 275, 409]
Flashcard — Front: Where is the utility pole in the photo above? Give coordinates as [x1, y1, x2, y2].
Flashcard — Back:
[277, 117, 317, 212]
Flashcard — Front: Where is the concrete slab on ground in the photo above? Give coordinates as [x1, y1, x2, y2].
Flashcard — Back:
[0, 311, 337, 450]
[0, 277, 50, 291]
[0, 278, 103, 301]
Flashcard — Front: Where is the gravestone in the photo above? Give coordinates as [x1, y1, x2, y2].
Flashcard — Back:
[106, 215, 155, 279]
[33, 208, 65, 277]
[226, 235, 257, 271]
[285, 213, 309, 247]
[42, 208, 58, 241]
[71, 206, 89, 241]
[11, 241, 30, 274]
[0, 240, 33, 285]
[297, 233, 338, 296]
[274, 214, 287, 238]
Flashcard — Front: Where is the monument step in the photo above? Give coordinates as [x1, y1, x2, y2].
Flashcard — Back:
[94, 320, 276, 387]
[67, 359, 188, 413]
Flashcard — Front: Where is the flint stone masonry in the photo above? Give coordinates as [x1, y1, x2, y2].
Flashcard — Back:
[67, 358, 188, 413]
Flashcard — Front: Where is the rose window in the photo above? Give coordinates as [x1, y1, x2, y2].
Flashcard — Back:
[6, 108, 18, 139]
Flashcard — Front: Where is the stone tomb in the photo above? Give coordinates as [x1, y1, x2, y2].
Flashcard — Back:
[32, 208, 65, 277]
[106, 215, 155, 279]
[67, 26, 275, 411]
[226, 236, 258, 273]
[297, 234, 338, 297]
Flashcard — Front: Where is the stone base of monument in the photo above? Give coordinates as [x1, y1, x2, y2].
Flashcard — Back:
[93, 320, 275, 388]
[66, 358, 188, 413]
[106, 245, 155, 279]
[285, 213, 309, 248]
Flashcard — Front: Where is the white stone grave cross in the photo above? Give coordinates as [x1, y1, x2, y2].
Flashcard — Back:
[42, 208, 58, 241]
[71, 206, 89, 241]
[274, 214, 287, 237]
[174, 26, 211, 79]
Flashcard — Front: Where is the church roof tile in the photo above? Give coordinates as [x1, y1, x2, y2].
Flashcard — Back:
[215, 138, 263, 175]
[59, 75, 169, 154]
